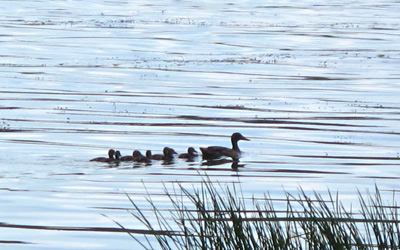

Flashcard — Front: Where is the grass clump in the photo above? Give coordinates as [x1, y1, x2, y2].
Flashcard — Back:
[121, 179, 399, 250]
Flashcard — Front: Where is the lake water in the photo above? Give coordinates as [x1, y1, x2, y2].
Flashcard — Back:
[1, 0, 400, 249]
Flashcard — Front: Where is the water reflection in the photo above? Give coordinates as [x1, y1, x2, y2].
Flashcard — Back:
[1, 0, 400, 249]
[200, 158, 244, 170]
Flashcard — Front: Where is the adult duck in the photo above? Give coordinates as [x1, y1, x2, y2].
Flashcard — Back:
[200, 132, 250, 161]
[90, 149, 116, 162]
[178, 147, 198, 159]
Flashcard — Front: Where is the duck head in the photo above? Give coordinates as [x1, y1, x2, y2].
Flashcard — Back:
[232, 132, 250, 142]
[163, 147, 177, 158]
[231, 133, 250, 152]
[114, 150, 121, 160]
[133, 150, 142, 157]
[146, 150, 152, 158]
[162, 147, 169, 155]
[169, 148, 177, 155]
[188, 147, 198, 156]
[163, 147, 177, 155]
[108, 149, 116, 158]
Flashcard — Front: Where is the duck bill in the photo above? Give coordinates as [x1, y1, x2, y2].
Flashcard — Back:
[241, 136, 250, 141]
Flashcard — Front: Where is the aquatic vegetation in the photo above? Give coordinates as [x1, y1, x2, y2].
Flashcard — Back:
[120, 179, 399, 249]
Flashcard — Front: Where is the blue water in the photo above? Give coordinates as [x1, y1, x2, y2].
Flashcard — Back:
[1, 0, 400, 248]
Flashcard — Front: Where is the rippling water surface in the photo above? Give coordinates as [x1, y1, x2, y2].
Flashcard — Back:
[1, 0, 400, 248]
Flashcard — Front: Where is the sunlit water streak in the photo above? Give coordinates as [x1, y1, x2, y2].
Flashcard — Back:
[0, 0, 400, 248]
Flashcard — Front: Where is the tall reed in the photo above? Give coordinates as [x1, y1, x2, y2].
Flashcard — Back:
[120, 179, 399, 250]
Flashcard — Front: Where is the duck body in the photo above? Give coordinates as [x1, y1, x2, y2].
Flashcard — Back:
[147, 147, 177, 161]
[120, 155, 134, 161]
[90, 149, 116, 162]
[200, 146, 241, 160]
[120, 151, 135, 161]
[147, 150, 164, 160]
[200, 133, 250, 161]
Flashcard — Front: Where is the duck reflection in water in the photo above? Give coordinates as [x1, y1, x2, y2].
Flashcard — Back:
[201, 158, 244, 170]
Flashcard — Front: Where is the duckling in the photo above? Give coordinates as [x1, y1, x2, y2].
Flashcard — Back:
[200, 132, 250, 161]
[90, 149, 116, 162]
[133, 150, 148, 162]
[114, 150, 121, 162]
[146, 150, 153, 160]
[147, 147, 177, 161]
[120, 151, 135, 161]
[147, 149, 164, 160]
[178, 147, 198, 159]
[164, 147, 177, 161]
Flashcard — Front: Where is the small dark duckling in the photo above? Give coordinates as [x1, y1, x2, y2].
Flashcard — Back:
[120, 151, 135, 161]
[163, 147, 177, 164]
[166, 147, 177, 155]
[148, 147, 177, 161]
[200, 132, 250, 161]
[133, 150, 148, 162]
[178, 147, 198, 159]
[165, 147, 177, 160]
[146, 150, 153, 160]
[114, 150, 121, 161]
[147, 149, 164, 160]
[90, 149, 116, 162]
